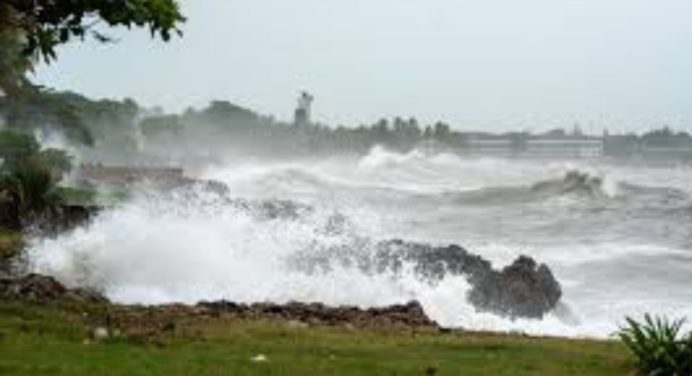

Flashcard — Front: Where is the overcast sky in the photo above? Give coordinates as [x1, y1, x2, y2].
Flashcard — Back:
[34, 0, 692, 133]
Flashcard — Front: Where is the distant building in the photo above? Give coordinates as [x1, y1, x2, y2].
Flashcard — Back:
[463, 136, 603, 158]
[294, 91, 313, 126]
[640, 146, 692, 161]
[524, 139, 603, 158]
[465, 138, 515, 157]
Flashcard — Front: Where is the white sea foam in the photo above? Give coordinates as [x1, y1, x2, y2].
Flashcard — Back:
[23, 148, 692, 338]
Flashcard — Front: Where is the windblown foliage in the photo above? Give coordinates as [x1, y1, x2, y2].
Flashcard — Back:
[0, 0, 184, 144]
[0, 0, 185, 63]
[2, 158, 62, 220]
[618, 314, 692, 375]
[0, 130, 71, 224]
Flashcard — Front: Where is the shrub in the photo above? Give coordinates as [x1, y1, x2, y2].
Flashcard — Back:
[1, 158, 62, 223]
[0, 129, 40, 169]
[618, 314, 692, 375]
[0, 228, 22, 261]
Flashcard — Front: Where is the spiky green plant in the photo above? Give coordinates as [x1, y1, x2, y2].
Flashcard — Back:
[618, 314, 692, 375]
[1, 158, 62, 223]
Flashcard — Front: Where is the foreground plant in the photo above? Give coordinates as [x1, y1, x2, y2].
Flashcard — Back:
[1, 158, 62, 222]
[618, 314, 692, 375]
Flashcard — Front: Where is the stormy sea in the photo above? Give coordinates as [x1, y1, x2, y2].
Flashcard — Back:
[23, 147, 692, 338]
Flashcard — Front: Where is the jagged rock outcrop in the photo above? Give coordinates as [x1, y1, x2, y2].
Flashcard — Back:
[0, 272, 436, 331]
[291, 239, 562, 320]
[374, 241, 562, 319]
[33, 205, 99, 235]
[0, 273, 106, 303]
[468, 255, 561, 319]
[228, 198, 313, 220]
[377, 242, 561, 319]
[198, 300, 435, 328]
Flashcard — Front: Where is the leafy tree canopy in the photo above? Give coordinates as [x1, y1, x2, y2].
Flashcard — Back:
[0, 0, 185, 64]
[0, 0, 184, 144]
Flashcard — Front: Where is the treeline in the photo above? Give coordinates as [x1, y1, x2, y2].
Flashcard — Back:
[140, 100, 692, 159]
[2, 90, 692, 163]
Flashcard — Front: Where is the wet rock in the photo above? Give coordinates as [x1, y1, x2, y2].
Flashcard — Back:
[286, 320, 309, 329]
[197, 300, 436, 328]
[92, 327, 110, 341]
[250, 354, 268, 363]
[293, 240, 561, 320]
[0, 188, 21, 231]
[377, 244, 561, 319]
[0, 273, 107, 303]
[0, 273, 67, 301]
[229, 198, 313, 220]
[34, 205, 99, 235]
[468, 256, 561, 319]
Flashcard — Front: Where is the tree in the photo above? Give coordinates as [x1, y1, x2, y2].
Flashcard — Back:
[0, 31, 32, 97]
[0, 0, 185, 143]
[0, 0, 185, 64]
[0, 130, 40, 169]
[0, 130, 71, 226]
[433, 121, 451, 141]
[0, 0, 184, 96]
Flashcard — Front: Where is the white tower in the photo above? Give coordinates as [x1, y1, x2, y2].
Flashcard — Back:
[294, 91, 314, 126]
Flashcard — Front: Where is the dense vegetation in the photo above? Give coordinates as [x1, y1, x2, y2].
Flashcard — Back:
[0, 129, 74, 229]
[0, 0, 184, 96]
[5, 90, 692, 165]
[618, 314, 692, 375]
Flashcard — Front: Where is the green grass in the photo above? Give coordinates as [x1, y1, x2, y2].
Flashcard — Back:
[0, 301, 632, 375]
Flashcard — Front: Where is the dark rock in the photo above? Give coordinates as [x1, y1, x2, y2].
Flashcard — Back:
[382, 244, 561, 319]
[228, 198, 313, 220]
[0, 273, 67, 301]
[32, 205, 99, 235]
[291, 240, 561, 320]
[197, 300, 436, 328]
[0, 188, 21, 231]
[468, 255, 561, 319]
[0, 273, 107, 303]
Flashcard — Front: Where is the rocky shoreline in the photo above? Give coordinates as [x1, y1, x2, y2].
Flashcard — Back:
[2, 178, 564, 331]
[0, 273, 438, 341]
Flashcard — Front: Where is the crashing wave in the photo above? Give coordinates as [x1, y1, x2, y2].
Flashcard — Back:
[289, 238, 561, 319]
[448, 169, 620, 206]
[530, 169, 618, 199]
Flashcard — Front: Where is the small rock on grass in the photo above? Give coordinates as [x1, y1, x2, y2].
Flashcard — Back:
[251, 354, 268, 363]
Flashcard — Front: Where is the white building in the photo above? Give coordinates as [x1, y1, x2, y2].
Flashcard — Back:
[525, 139, 603, 158]
[464, 138, 515, 157]
[463, 137, 603, 158]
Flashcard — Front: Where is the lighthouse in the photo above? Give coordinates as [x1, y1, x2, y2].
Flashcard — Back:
[293, 91, 313, 126]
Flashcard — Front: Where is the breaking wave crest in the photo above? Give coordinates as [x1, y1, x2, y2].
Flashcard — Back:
[19, 149, 692, 338]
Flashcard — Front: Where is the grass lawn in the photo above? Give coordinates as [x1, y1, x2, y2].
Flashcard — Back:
[0, 301, 632, 375]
